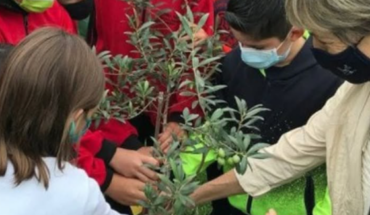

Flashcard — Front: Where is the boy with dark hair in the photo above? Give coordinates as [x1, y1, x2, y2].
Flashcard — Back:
[204, 0, 342, 214]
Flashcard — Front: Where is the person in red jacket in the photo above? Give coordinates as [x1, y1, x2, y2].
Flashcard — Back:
[0, 0, 76, 44]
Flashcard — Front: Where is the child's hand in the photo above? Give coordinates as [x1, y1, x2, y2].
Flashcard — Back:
[105, 174, 147, 206]
[138, 146, 154, 157]
[180, 24, 209, 46]
[110, 148, 159, 183]
[158, 122, 186, 153]
[193, 27, 208, 46]
[266, 209, 278, 215]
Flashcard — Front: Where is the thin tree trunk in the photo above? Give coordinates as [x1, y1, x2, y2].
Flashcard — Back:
[155, 92, 165, 139]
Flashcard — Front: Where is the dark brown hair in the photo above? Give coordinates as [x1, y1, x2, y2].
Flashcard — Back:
[0, 27, 105, 188]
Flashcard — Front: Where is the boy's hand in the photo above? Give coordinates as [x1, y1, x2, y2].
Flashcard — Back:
[138, 146, 154, 157]
[180, 25, 209, 46]
[110, 148, 159, 183]
[158, 122, 185, 153]
[105, 174, 147, 206]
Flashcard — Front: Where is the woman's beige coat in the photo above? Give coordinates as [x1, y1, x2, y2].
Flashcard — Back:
[236, 82, 370, 215]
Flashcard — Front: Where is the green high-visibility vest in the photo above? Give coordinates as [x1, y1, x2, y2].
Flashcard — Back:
[224, 165, 330, 215]
[180, 141, 331, 215]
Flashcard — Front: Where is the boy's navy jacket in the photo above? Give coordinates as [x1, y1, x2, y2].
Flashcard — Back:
[208, 38, 343, 215]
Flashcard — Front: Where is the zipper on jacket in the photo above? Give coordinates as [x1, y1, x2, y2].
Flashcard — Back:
[23, 14, 29, 35]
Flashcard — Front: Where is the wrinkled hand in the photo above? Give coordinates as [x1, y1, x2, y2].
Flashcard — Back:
[158, 122, 186, 153]
[105, 174, 147, 206]
[110, 148, 159, 183]
[266, 209, 277, 215]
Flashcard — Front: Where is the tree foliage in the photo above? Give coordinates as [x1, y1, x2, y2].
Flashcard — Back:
[94, 1, 270, 214]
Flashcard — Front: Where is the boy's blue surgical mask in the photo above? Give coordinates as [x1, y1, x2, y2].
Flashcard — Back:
[239, 40, 292, 69]
[68, 117, 91, 144]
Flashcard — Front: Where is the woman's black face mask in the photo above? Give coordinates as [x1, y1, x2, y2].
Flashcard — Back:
[312, 44, 370, 84]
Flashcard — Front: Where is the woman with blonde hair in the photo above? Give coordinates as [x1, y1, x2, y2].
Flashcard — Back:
[0, 27, 121, 215]
[191, 0, 370, 214]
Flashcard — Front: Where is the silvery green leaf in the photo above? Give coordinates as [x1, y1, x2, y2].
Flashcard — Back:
[153, 195, 167, 206]
[169, 159, 180, 180]
[192, 147, 208, 154]
[247, 143, 271, 155]
[211, 109, 223, 121]
[137, 200, 150, 208]
[242, 135, 251, 151]
[236, 155, 248, 174]
[180, 91, 196, 97]
[158, 174, 175, 192]
[185, 5, 194, 23]
[234, 97, 243, 113]
[198, 56, 222, 68]
[195, 13, 210, 31]
[249, 153, 271, 159]
[177, 12, 193, 37]
[179, 79, 193, 89]
[192, 100, 199, 110]
[242, 116, 264, 128]
[192, 57, 200, 69]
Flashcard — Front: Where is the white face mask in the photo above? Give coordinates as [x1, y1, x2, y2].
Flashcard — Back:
[239, 40, 292, 69]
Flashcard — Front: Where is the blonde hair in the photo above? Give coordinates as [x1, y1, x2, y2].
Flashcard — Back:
[0, 27, 105, 189]
[285, 0, 370, 44]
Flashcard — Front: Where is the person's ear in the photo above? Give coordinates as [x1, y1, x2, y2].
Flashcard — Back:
[288, 27, 305, 42]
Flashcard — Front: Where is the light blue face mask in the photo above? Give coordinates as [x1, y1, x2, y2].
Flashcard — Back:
[239, 41, 292, 69]
[68, 118, 91, 144]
